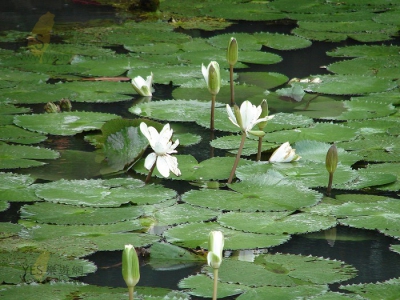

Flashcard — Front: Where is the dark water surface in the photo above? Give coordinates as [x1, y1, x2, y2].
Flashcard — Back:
[1, 1, 400, 298]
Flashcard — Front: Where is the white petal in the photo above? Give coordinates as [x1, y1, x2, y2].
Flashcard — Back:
[144, 152, 157, 170]
[226, 104, 239, 128]
[166, 155, 181, 176]
[156, 155, 170, 178]
[201, 63, 208, 83]
[140, 122, 151, 142]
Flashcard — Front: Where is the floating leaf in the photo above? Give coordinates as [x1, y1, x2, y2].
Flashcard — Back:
[183, 180, 321, 212]
[34, 178, 176, 207]
[20, 202, 144, 225]
[0, 172, 39, 202]
[298, 74, 397, 95]
[218, 211, 336, 235]
[154, 203, 219, 226]
[238, 72, 288, 89]
[265, 123, 359, 144]
[0, 251, 96, 284]
[341, 277, 400, 299]
[178, 273, 247, 298]
[327, 45, 400, 58]
[0, 222, 23, 239]
[134, 154, 252, 181]
[0, 144, 59, 169]
[164, 222, 290, 250]
[254, 32, 312, 50]
[0, 125, 47, 144]
[14, 112, 120, 136]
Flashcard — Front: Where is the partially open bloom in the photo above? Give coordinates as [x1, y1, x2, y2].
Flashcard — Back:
[140, 122, 181, 178]
[202, 61, 220, 96]
[122, 244, 140, 288]
[226, 100, 274, 136]
[131, 72, 153, 96]
[207, 231, 224, 269]
[269, 142, 301, 163]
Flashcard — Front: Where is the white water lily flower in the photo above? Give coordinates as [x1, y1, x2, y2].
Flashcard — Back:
[226, 100, 274, 136]
[207, 231, 224, 269]
[269, 142, 301, 163]
[131, 72, 153, 96]
[140, 122, 181, 178]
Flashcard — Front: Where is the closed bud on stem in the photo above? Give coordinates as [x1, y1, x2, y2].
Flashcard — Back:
[122, 244, 140, 288]
[207, 231, 224, 269]
[257, 99, 269, 130]
[326, 144, 338, 174]
[227, 37, 238, 66]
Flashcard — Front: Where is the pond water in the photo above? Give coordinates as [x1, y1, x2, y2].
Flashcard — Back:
[1, 1, 400, 299]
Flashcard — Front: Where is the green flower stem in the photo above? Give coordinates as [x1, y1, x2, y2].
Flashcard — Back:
[211, 94, 216, 131]
[228, 133, 246, 184]
[256, 136, 262, 161]
[128, 286, 134, 300]
[327, 172, 333, 196]
[145, 161, 157, 184]
[229, 65, 235, 106]
[212, 268, 219, 300]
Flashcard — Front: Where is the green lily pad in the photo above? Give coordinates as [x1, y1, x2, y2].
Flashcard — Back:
[337, 135, 400, 162]
[363, 162, 400, 192]
[327, 45, 400, 58]
[253, 32, 312, 50]
[0, 125, 47, 144]
[207, 33, 261, 51]
[183, 179, 321, 211]
[238, 72, 289, 89]
[63, 81, 134, 103]
[0, 222, 23, 239]
[14, 111, 120, 136]
[265, 122, 359, 144]
[164, 222, 290, 250]
[327, 56, 400, 79]
[219, 211, 336, 235]
[20, 202, 144, 225]
[341, 277, 400, 299]
[0, 236, 97, 258]
[34, 178, 176, 207]
[295, 140, 362, 166]
[133, 154, 252, 181]
[236, 161, 357, 189]
[0, 172, 39, 202]
[0, 251, 96, 284]
[210, 134, 277, 156]
[236, 285, 328, 300]
[0, 144, 59, 169]
[154, 203, 219, 226]
[179, 273, 248, 298]
[298, 74, 397, 95]
[205, 253, 356, 288]
[292, 28, 348, 42]
[103, 125, 149, 171]
[336, 200, 400, 232]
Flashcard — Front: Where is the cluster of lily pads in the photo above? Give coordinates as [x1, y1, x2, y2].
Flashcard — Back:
[1, 0, 400, 299]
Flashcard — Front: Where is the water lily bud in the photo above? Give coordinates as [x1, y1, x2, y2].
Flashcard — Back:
[227, 37, 238, 66]
[202, 61, 220, 96]
[326, 144, 338, 174]
[59, 98, 72, 112]
[122, 244, 140, 288]
[257, 99, 269, 130]
[207, 231, 224, 269]
[44, 102, 60, 113]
